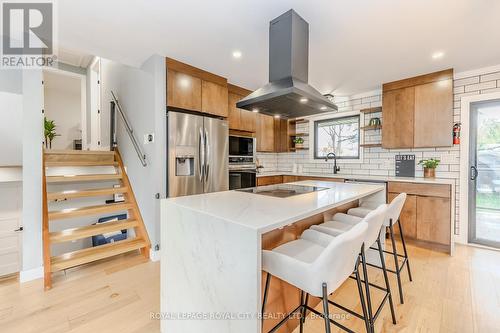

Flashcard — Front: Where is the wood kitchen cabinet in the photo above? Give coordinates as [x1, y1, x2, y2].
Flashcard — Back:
[166, 58, 229, 117]
[256, 113, 275, 152]
[227, 84, 256, 132]
[274, 118, 289, 153]
[388, 181, 451, 251]
[257, 175, 283, 186]
[382, 87, 415, 148]
[389, 192, 417, 239]
[202, 80, 228, 117]
[167, 68, 202, 111]
[416, 196, 451, 245]
[382, 69, 453, 149]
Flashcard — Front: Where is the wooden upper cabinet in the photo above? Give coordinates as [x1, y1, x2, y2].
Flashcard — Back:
[382, 87, 415, 149]
[414, 79, 453, 147]
[166, 58, 228, 117]
[167, 68, 202, 111]
[227, 84, 256, 132]
[202, 80, 228, 117]
[256, 113, 275, 152]
[274, 118, 289, 152]
[382, 69, 453, 149]
[240, 110, 257, 132]
[228, 92, 242, 129]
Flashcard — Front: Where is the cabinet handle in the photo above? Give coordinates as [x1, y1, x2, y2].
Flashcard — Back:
[14, 227, 23, 232]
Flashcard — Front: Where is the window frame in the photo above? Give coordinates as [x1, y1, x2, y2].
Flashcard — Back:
[313, 114, 361, 160]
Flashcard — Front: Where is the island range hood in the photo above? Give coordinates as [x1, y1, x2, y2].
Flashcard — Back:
[236, 9, 337, 118]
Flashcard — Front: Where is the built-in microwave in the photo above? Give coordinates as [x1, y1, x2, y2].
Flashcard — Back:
[229, 135, 255, 158]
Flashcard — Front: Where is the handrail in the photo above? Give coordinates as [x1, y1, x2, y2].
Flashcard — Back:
[110, 91, 147, 166]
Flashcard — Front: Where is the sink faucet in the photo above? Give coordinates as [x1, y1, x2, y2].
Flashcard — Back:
[325, 152, 340, 174]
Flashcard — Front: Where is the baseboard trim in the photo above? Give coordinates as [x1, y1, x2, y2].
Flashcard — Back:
[19, 266, 44, 283]
[150, 249, 160, 262]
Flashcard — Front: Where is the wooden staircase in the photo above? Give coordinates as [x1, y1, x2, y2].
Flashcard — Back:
[42, 149, 150, 290]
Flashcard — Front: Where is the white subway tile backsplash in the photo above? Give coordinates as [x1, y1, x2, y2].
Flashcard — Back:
[454, 76, 479, 87]
[480, 71, 500, 82]
[464, 80, 496, 93]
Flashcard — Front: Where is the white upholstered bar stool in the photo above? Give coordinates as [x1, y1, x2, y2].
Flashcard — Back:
[262, 224, 371, 333]
[311, 205, 397, 333]
[348, 193, 412, 304]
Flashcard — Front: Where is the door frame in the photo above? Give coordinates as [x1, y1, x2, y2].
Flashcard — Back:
[459, 91, 500, 245]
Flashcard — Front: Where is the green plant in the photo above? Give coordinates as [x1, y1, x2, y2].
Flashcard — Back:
[418, 158, 440, 169]
[44, 117, 60, 149]
[293, 137, 304, 144]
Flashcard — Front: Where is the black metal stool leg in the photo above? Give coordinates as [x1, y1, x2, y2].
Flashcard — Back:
[262, 272, 271, 329]
[322, 282, 331, 333]
[355, 257, 371, 333]
[360, 244, 374, 333]
[389, 220, 404, 304]
[397, 218, 413, 282]
[377, 236, 397, 324]
[299, 292, 309, 333]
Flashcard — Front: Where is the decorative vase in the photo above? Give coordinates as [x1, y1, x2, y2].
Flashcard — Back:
[423, 167, 436, 178]
[295, 143, 303, 149]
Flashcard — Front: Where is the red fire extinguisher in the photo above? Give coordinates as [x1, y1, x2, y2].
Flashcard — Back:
[453, 123, 461, 145]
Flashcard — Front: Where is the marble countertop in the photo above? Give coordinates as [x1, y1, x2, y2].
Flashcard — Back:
[164, 180, 384, 233]
[256, 171, 455, 185]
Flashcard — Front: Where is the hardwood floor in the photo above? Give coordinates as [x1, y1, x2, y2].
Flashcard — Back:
[1, 242, 499, 333]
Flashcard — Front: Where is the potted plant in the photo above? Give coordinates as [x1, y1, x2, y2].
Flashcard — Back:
[418, 158, 440, 178]
[293, 137, 304, 149]
[44, 117, 60, 149]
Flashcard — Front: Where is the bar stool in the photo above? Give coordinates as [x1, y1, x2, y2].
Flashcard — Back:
[262, 224, 371, 333]
[348, 193, 412, 304]
[311, 205, 397, 333]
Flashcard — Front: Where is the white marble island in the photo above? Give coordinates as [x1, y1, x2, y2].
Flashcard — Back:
[161, 181, 385, 333]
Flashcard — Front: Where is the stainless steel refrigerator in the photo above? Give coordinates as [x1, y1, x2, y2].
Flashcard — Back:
[167, 111, 228, 197]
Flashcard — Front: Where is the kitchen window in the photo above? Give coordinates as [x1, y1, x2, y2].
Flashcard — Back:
[314, 115, 360, 159]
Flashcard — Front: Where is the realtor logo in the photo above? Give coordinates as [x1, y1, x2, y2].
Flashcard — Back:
[1, 1, 55, 67]
[2, 2, 53, 54]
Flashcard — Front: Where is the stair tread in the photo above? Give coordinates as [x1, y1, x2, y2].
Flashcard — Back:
[46, 173, 122, 183]
[47, 186, 128, 201]
[45, 150, 115, 156]
[50, 238, 147, 272]
[49, 202, 133, 220]
[50, 219, 139, 243]
[45, 161, 119, 167]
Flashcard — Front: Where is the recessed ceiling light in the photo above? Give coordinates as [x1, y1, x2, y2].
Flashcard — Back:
[300, 97, 308, 103]
[432, 51, 444, 60]
[252, 108, 259, 113]
[320, 106, 327, 111]
[274, 115, 280, 118]
[232, 50, 242, 59]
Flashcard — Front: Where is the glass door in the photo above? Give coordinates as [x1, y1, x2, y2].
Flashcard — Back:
[469, 100, 500, 247]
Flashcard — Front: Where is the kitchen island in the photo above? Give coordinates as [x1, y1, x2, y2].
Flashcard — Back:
[161, 180, 385, 333]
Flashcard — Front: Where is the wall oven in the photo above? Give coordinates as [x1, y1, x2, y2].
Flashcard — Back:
[229, 135, 256, 190]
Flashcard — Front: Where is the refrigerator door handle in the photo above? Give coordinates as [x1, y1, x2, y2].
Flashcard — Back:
[198, 127, 204, 182]
[205, 128, 210, 182]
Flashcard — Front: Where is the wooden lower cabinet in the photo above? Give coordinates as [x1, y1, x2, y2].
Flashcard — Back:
[388, 182, 452, 250]
[389, 193, 417, 239]
[257, 175, 283, 186]
[282, 175, 298, 183]
[416, 196, 451, 245]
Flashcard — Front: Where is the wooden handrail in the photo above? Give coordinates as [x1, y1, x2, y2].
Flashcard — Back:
[42, 148, 52, 290]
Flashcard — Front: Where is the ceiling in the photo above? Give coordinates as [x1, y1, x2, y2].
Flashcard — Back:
[58, 0, 500, 96]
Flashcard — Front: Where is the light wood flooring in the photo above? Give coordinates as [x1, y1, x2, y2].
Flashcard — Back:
[1, 242, 499, 333]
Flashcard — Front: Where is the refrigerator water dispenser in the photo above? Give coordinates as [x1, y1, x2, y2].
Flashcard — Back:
[176, 156, 194, 176]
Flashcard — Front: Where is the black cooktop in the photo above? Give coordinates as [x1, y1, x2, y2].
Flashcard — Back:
[237, 184, 328, 198]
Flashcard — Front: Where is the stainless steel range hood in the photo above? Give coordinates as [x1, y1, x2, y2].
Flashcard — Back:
[236, 9, 337, 118]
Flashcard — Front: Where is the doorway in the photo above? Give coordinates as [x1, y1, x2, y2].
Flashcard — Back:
[43, 68, 86, 150]
[468, 99, 500, 248]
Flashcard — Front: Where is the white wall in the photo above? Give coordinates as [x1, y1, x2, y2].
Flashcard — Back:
[0, 70, 23, 166]
[22, 69, 44, 273]
[100, 55, 166, 252]
[43, 70, 82, 150]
